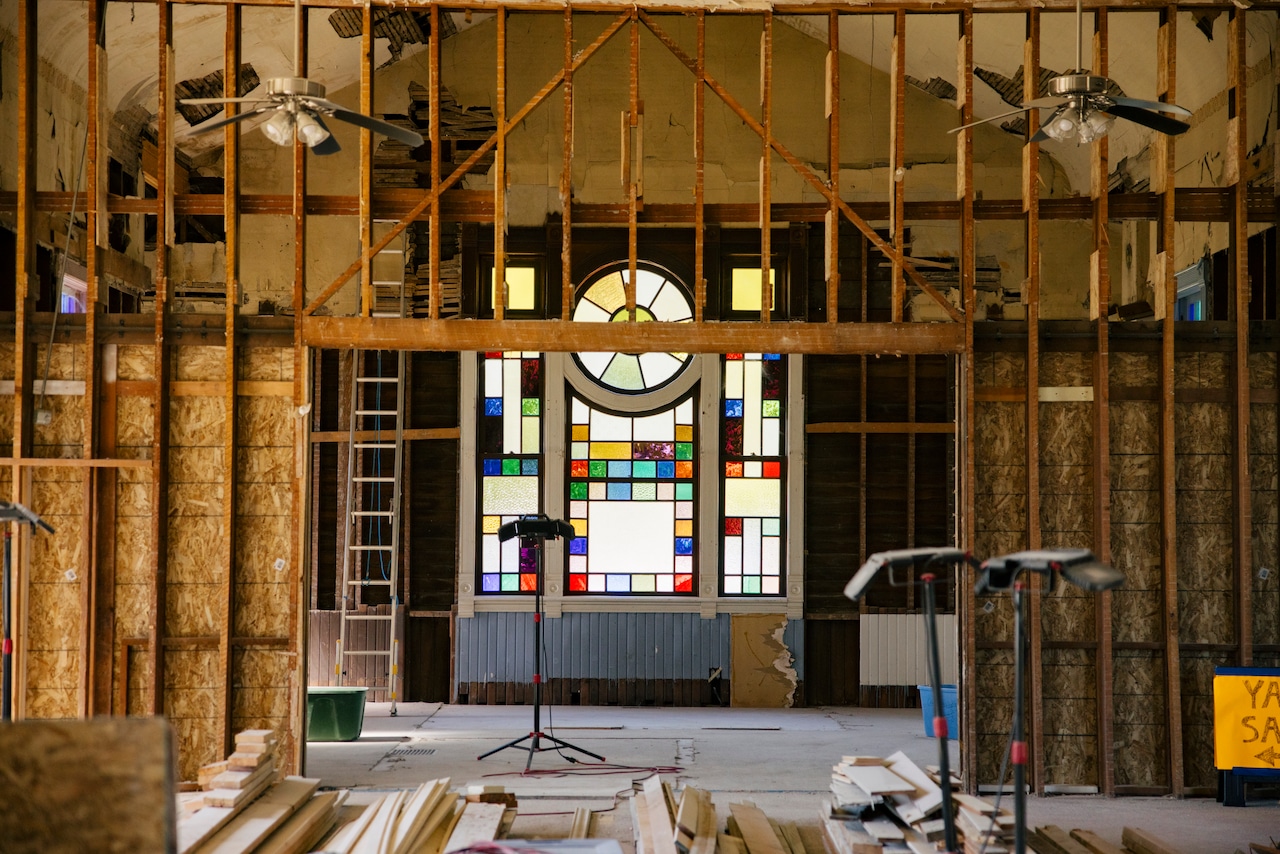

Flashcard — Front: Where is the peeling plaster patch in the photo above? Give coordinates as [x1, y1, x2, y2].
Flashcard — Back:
[729, 613, 796, 709]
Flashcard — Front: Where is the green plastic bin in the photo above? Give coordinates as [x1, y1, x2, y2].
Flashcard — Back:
[306, 686, 368, 742]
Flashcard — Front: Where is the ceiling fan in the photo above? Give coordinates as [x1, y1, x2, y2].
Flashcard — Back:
[179, 0, 424, 154]
[954, 0, 1191, 143]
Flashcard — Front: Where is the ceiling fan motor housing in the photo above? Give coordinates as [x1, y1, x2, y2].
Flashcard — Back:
[1048, 74, 1109, 98]
[265, 77, 327, 99]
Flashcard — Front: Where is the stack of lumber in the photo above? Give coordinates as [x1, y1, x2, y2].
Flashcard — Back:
[1029, 825, 1182, 854]
[412, 257, 462, 318]
[315, 778, 514, 854]
[180, 729, 344, 854]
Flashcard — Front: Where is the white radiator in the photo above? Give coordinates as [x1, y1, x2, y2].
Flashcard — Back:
[858, 613, 957, 686]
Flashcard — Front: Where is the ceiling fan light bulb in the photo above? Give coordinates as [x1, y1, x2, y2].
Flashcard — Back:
[294, 112, 331, 148]
[1044, 109, 1079, 142]
[1081, 110, 1114, 142]
[262, 111, 296, 146]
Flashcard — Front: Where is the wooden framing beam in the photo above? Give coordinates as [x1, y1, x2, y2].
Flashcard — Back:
[303, 317, 964, 355]
[890, 10, 907, 322]
[1228, 8, 1253, 667]
[826, 11, 840, 325]
[694, 12, 706, 323]
[429, 5, 443, 321]
[760, 12, 773, 324]
[1155, 5, 1184, 797]
[1022, 7, 1045, 796]
[494, 8, 507, 321]
[560, 7, 574, 322]
[1089, 3, 1116, 799]
[359, 3, 375, 318]
[627, 11, 640, 321]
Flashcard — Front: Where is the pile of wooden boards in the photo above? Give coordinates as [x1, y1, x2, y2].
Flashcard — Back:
[1031, 825, 1184, 854]
[179, 730, 344, 854]
[316, 779, 515, 854]
[631, 774, 824, 854]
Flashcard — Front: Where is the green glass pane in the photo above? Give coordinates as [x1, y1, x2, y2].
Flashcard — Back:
[675, 442, 693, 460]
[501, 574, 519, 592]
[601, 354, 644, 390]
[589, 461, 608, 478]
[743, 576, 761, 594]
[762, 518, 781, 536]
[675, 483, 693, 500]
[762, 400, 781, 418]
[633, 461, 657, 478]
[633, 482, 657, 501]
[522, 398, 541, 416]
[502, 458, 521, 475]
[570, 482, 588, 500]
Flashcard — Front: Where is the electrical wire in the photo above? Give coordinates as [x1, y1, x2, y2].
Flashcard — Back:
[976, 685, 1018, 854]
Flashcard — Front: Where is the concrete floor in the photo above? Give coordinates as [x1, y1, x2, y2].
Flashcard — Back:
[304, 703, 1277, 854]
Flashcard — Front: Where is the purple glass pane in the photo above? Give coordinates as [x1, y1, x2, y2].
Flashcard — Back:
[482, 574, 501, 592]
[520, 546, 537, 573]
[633, 441, 674, 460]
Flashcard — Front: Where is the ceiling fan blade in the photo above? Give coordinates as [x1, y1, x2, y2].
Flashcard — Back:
[179, 96, 271, 106]
[183, 107, 269, 136]
[1029, 107, 1066, 143]
[950, 105, 1038, 134]
[1109, 96, 1192, 118]
[309, 116, 342, 156]
[1104, 103, 1191, 135]
[325, 107, 425, 147]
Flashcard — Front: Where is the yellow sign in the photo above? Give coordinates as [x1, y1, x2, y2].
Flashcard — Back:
[1215, 669, 1280, 770]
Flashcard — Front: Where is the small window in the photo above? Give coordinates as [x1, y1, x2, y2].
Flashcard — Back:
[491, 266, 538, 312]
[730, 267, 777, 313]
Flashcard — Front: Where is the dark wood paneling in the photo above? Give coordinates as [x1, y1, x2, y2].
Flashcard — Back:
[804, 432, 861, 614]
[405, 616, 451, 702]
[803, 619, 860, 706]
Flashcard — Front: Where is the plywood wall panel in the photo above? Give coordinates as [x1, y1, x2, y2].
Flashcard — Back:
[974, 598, 1014, 642]
[236, 517, 293, 583]
[1039, 462, 1091, 493]
[169, 446, 224, 483]
[168, 704, 218, 782]
[1175, 404, 1232, 455]
[166, 515, 225, 585]
[1177, 588, 1234, 645]
[33, 396, 85, 449]
[1040, 352, 1091, 387]
[33, 343, 82, 381]
[1041, 735, 1098, 787]
[1175, 524, 1233, 591]
[239, 483, 289, 516]
[238, 446, 292, 483]
[167, 480, 225, 518]
[165, 584, 220, 637]
[973, 352, 997, 386]
[1250, 352, 1277, 387]
[174, 346, 226, 381]
[0, 343, 13, 376]
[1040, 492, 1093, 541]
[233, 582, 291, 637]
[115, 396, 155, 449]
[169, 397, 226, 447]
[1113, 590, 1164, 644]
[1111, 454, 1159, 495]
[992, 352, 1024, 386]
[116, 345, 154, 381]
[113, 583, 152, 639]
[1041, 590, 1095, 642]
[239, 396, 294, 447]
[977, 464, 1023, 497]
[1110, 401, 1159, 455]
[1040, 405, 1092, 465]
[1180, 654, 1223, 789]
[239, 347, 293, 381]
[975, 403, 1025, 464]
[1111, 352, 1158, 387]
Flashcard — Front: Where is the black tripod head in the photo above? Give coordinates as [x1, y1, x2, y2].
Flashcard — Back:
[497, 514, 574, 543]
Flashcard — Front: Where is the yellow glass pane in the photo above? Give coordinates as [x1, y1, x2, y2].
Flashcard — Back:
[491, 266, 537, 311]
[572, 425, 590, 441]
[482, 515, 501, 533]
[675, 425, 693, 442]
[731, 267, 776, 312]
[584, 271, 626, 313]
[675, 519, 693, 537]
[589, 441, 632, 460]
[572, 518, 588, 537]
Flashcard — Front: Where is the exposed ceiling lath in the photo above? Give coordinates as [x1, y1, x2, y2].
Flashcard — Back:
[905, 75, 957, 103]
[175, 64, 261, 126]
[328, 7, 456, 61]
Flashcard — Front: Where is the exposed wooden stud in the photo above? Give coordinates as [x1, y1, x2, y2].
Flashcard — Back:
[1228, 8, 1252, 666]
[1155, 5, 1183, 797]
[494, 8, 507, 322]
[91, 344, 119, 715]
[890, 10, 907, 323]
[150, 0, 175, 718]
[956, 7, 978, 793]
[1022, 7, 1045, 796]
[561, 7, 574, 321]
[1090, 3, 1115, 798]
[359, 3, 375, 318]
[760, 13, 773, 324]
[219, 2, 243, 758]
[695, 12, 706, 323]
[627, 11, 640, 321]
[826, 12, 840, 325]
[429, 5, 442, 321]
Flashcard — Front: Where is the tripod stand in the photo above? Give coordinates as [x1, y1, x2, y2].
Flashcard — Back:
[477, 516, 605, 770]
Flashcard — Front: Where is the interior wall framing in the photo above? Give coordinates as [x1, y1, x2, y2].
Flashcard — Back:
[0, 0, 1276, 795]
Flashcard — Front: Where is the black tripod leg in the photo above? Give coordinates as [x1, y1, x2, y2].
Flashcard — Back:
[539, 733, 605, 762]
[477, 733, 534, 761]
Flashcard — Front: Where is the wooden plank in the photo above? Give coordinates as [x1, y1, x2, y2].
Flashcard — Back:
[728, 803, 788, 854]
[862, 819, 904, 842]
[255, 790, 345, 854]
[1029, 826, 1092, 854]
[1120, 827, 1181, 854]
[569, 806, 595, 839]
[203, 768, 275, 809]
[643, 776, 679, 854]
[840, 765, 915, 795]
[192, 777, 319, 854]
[442, 802, 506, 854]
[674, 787, 701, 852]
[1068, 829, 1127, 854]
[351, 790, 406, 854]
[392, 779, 453, 854]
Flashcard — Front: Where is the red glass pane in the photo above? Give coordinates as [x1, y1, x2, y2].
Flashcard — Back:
[519, 574, 538, 592]
[725, 461, 743, 478]
[571, 460, 589, 477]
[725, 518, 743, 535]
[485, 351, 503, 359]
[569, 574, 588, 592]
[763, 461, 781, 478]
[675, 461, 693, 479]
[726, 353, 744, 361]
[675, 574, 693, 592]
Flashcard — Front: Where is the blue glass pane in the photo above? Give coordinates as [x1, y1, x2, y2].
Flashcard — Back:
[607, 460, 632, 478]
[606, 482, 632, 500]
[569, 538, 588, 555]
[485, 398, 503, 416]
[633, 461, 656, 478]
[482, 574, 501, 592]
[606, 574, 631, 593]
[675, 538, 694, 555]
[483, 458, 502, 475]
[725, 400, 744, 418]
[763, 353, 781, 360]
[657, 461, 676, 479]
[521, 459, 539, 475]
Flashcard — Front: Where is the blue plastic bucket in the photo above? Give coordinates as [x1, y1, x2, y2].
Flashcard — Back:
[918, 684, 959, 738]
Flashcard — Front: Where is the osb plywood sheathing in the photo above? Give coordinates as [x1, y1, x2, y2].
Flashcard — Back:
[1112, 650, 1168, 790]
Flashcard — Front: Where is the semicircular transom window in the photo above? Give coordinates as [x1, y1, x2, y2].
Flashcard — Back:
[572, 265, 694, 394]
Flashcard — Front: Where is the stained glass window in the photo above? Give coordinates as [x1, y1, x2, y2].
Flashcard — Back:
[566, 393, 696, 595]
[572, 266, 693, 394]
[722, 353, 785, 595]
[478, 351, 543, 594]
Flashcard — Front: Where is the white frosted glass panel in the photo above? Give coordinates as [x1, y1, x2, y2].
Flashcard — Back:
[763, 428, 780, 457]
[572, 397, 590, 423]
[725, 538, 742, 575]
[656, 574, 674, 593]
[677, 398, 693, 422]
[675, 555, 692, 574]
[571, 500, 588, 517]
[744, 518, 761, 573]
[482, 476, 540, 515]
[577, 351, 613, 377]
[521, 417, 540, 453]
[744, 359, 762, 456]
[724, 478, 781, 517]
[724, 576, 741, 594]
[638, 351, 684, 388]
[632, 575, 656, 593]
[501, 536, 519, 571]
[657, 483, 674, 501]
[744, 461, 762, 478]
[503, 358, 521, 453]
[588, 501, 674, 575]
[574, 301, 612, 323]
[762, 577, 779, 594]
[484, 359, 502, 398]
[650, 278, 693, 321]
[570, 555, 587, 573]
[676, 501, 693, 519]
[636, 269, 664, 306]
[763, 538, 780, 575]
[483, 534, 500, 573]
[601, 354, 643, 390]
[588, 574, 606, 592]
[725, 361, 744, 398]
[588, 482, 607, 500]
[633, 409, 675, 442]
[571, 442, 589, 459]
[590, 409, 633, 441]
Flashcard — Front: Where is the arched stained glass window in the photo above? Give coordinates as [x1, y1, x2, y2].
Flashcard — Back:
[722, 353, 786, 595]
[478, 351, 543, 593]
